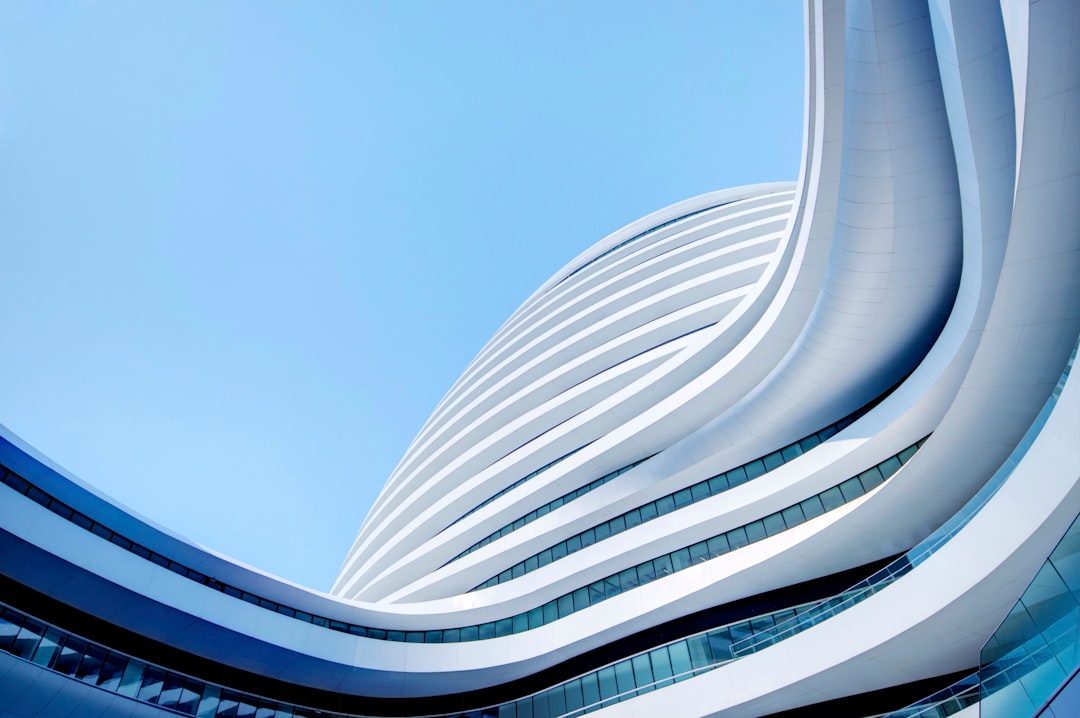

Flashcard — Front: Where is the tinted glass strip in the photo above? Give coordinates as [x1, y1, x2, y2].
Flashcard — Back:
[470, 405, 884, 590]
[1, 437, 922, 646]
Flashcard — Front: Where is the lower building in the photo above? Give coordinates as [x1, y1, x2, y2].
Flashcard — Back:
[2, 0, 1079, 716]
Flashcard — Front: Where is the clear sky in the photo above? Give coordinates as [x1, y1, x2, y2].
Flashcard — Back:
[0, 2, 804, 592]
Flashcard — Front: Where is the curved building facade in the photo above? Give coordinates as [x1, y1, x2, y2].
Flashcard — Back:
[2, 1, 1080, 716]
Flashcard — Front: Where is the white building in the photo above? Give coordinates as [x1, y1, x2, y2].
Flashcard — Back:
[2, 1, 1079, 716]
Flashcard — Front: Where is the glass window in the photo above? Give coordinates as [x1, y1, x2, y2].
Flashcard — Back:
[537, 549, 552, 568]
[498, 569, 512, 584]
[859, 466, 884, 492]
[597, 666, 618, 699]
[543, 601, 558, 624]
[97, 651, 127, 691]
[572, 587, 590, 611]
[513, 698, 532, 718]
[656, 495, 676, 516]
[525, 555, 539, 573]
[566, 534, 582, 554]
[745, 520, 767, 543]
[671, 548, 692, 572]
[496, 617, 514, 637]
[138, 666, 166, 703]
[687, 634, 713, 668]
[706, 534, 730, 558]
[689, 542, 709, 565]
[878, 456, 901, 478]
[632, 653, 653, 690]
[217, 693, 241, 718]
[820, 486, 845, 511]
[580, 529, 596, 549]
[781, 444, 803, 462]
[614, 660, 636, 693]
[552, 542, 567, 561]
[800, 434, 821, 452]
[595, 523, 611, 541]
[609, 515, 626, 535]
[581, 671, 601, 708]
[460, 626, 478, 642]
[12, 620, 44, 660]
[668, 641, 692, 678]
[604, 575, 621, 599]
[638, 561, 656, 584]
[707, 475, 729, 495]
[640, 502, 659, 522]
[654, 555, 673, 577]
[557, 594, 574, 618]
[763, 513, 786, 536]
[781, 504, 806, 527]
[547, 684, 567, 717]
[727, 465, 748, 487]
[839, 477, 864, 502]
[818, 424, 838, 441]
[117, 659, 146, 698]
[763, 451, 784, 471]
[589, 581, 606, 604]
[624, 509, 641, 530]
[31, 628, 63, 669]
[477, 623, 495, 640]
[53, 636, 85, 676]
[673, 488, 693, 508]
[565, 677, 584, 712]
[650, 646, 673, 681]
[690, 482, 709, 502]
[801, 495, 825, 519]
[708, 628, 732, 658]
[727, 526, 749, 550]
[898, 445, 919, 463]
[176, 678, 203, 714]
[157, 673, 185, 708]
[513, 614, 528, 634]
[744, 460, 766, 479]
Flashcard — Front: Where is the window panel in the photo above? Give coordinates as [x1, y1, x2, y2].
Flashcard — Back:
[53, 637, 85, 676]
[581, 671, 601, 708]
[614, 660, 636, 694]
[97, 651, 127, 691]
[668, 641, 692, 678]
[781, 504, 806, 527]
[543, 602, 558, 624]
[763, 451, 784, 471]
[631, 654, 653, 689]
[745, 520, 767, 543]
[31, 628, 63, 668]
[597, 666, 618, 699]
[763, 513, 786, 536]
[820, 486, 845, 511]
[11, 620, 44, 660]
[801, 495, 825, 519]
[706, 534, 730, 558]
[727, 465, 748, 487]
[839, 477, 864, 502]
[137, 666, 166, 703]
[650, 646, 673, 681]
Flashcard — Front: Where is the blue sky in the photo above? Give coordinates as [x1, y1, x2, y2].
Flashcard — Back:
[0, 2, 803, 591]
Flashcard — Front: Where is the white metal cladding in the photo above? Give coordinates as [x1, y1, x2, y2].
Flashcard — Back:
[2, 0, 1079, 715]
